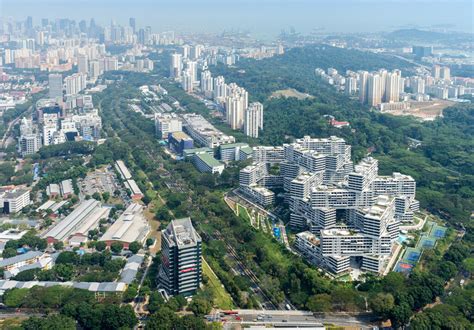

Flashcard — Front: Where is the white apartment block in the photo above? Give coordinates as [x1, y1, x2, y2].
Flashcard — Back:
[0, 188, 31, 214]
[239, 136, 418, 275]
[155, 113, 182, 138]
[244, 102, 263, 138]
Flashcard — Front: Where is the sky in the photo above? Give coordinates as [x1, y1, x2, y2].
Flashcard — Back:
[1, 0, 473, 38]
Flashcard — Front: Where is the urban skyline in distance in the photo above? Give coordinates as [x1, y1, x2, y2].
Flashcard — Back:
[2, 0, 473, 38]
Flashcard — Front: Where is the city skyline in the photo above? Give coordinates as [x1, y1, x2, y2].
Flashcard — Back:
[2, 0, 473, 38]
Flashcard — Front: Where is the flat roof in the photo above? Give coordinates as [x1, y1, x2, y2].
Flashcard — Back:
[220, 142, 249, 150]
[170, 131, 192, 141]
[164, 218, 201, 249]
[195, 153, 223, 168]
[183, 147, 213, 156]
[240, 146, 253, 155]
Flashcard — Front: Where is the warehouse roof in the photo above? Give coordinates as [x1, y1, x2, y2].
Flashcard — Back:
[100, 204, 149, 244]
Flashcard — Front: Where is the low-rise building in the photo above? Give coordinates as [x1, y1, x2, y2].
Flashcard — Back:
[99, 203, 150, 248]
[0, 229, 28, 242]
[0, 251, 44, 272]
[192, 153, 225, 175]
[125, 180, 144, 200]
[183, 147, 213, 159]
[60, 179, 73, 197]
[115, 160, 132, 180]
[42, 199, 109, 243]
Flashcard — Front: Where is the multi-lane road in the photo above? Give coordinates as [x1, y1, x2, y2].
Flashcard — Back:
[216, 309, 376, 329]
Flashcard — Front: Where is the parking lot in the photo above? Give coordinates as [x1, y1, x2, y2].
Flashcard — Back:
[79, 167, 120, 199]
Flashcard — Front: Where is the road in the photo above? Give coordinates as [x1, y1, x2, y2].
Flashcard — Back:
[0, 106, 32, 149]
[212, 230, 277, 310]
[217, 309, 376, 329]
[213, 230, 297, 311]
[386, 53, 431, 71]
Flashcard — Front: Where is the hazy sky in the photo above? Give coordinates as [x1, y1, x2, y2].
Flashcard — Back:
[1, 0, 473, 38]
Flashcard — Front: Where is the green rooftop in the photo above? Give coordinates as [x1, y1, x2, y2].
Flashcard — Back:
[240, 146, 253, 155]
[195, 153, 223, 168]
[220, 143, 249, 150]
[183, 147, 213, 157]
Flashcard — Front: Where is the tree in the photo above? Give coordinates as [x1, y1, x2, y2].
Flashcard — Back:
[128, 241, 141, 254]
[146, 238, 154, 247]
[22, 314, 76, 330]
[56, 251, 79, 265]
[92, 192, 102, 201]
[146, 307, 177, 329]
[2, 247, 17, 259]
[155, 206, 172, 222]
[331, 287, 360, 312]
[369, 292, 394, 319]
[13, 269, 38, 281]
[110, 242, 123, 254]
[147, 291, 165, 314]
[434, 261, 457, 281]
[390, 302, 412, 328]
[95, 241, 107, 252]
[3, 288, 28, 307]
[101, 304, 138, 330]
[188, 297, 212, 316]
[462, 257, 474, 277]
[75, 302, 103, 329]
[54, 264, 74, 281]
[102, 192, 110, 202]
[54, 241, 64, 251]
[123, 284, 138, 302]
[177, 315, 209, 329]
[307, 293, 332, 312]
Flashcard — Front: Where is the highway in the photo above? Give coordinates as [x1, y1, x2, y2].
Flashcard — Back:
[216, 309, 376, 329]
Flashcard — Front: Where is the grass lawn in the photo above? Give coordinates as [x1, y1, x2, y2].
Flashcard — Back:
[237, 204, 251, 222]
[202, 258, 233, 309]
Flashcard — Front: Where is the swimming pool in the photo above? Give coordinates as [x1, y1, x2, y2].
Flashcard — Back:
[398, 234, 409, 243]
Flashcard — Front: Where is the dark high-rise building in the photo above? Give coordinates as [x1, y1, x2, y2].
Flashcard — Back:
[412, 46, 433, 58]
[26, 16, 33, 30]
[129, 17, 136, 33]
[79, 20, 87, 33]
[158, 218, 202, 297]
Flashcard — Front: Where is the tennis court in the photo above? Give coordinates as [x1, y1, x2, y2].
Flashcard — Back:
[403, 248, 421, 263]
[430, 225, 447, 238]
[395, 262, 414, 274]
[418, 236, 436, 249]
